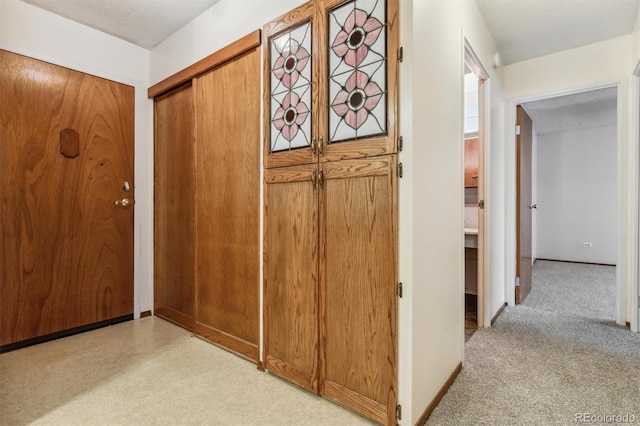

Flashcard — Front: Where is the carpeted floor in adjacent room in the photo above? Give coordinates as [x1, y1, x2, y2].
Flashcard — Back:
[427, 260, 640, 425]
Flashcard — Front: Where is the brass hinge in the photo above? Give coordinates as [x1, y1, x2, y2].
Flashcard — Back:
[398, 135, 403, 152]
[396, 404, 402, 420]
[397, 282, 403, 298]
[398, 47, 404, 62]
[478, 199, 484, 209]
[397, 162, 403, 178]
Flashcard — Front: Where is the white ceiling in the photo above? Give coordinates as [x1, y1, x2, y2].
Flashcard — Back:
[477, 0, 640, 66]
[522, 87, 617, 135]
[20, 0, 221, 49]
[19, 0, 635, 135]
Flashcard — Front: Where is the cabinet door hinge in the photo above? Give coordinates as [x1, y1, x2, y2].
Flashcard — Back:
[515, 125, 521, 136]
[397, 282, 403, 298]
[515, 276, 520, 287]
[397, 162, 403, 178]
[398, 47, 404, 63]
[396, 404, 402, 420]
[398, 135, 403, 152]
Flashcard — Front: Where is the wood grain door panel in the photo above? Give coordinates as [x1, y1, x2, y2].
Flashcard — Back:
[194, 48, 260, 362]
[320, 155, 398, 425]
[0, 50, 134, 347]
[516, 105, 533, 303]
[464, 137, 479, 187]
[264, 164, 320, 392]
[154, 84, 195, 330]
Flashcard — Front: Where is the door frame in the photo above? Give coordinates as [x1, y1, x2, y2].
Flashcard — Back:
[506, 80, 631, 327]
[631, 64, 640, 333]
[0, 43, 148, 320]
[463, 40, 490, 329]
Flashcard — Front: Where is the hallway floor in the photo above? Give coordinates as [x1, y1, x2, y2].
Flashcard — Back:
[0, 317, 373, 425]
[427, 260, 640, 425]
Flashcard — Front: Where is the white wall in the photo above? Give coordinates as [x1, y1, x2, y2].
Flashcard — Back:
[0, 0, 153, 316]
[536, 125, 617, 264]
[503, 35, 633, 323]
[150, 0, 304, 85]
[409, 0, 504, 422]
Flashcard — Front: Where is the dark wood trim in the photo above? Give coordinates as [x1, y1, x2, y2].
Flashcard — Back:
[491, 303, 507, 326]
[148, 30, 261, 98]
[256, 361, 265, 371]
[0, 315, 133, 353]
[535, 258, 616, 267]
[140, 310, 152, 318]
[626, 322, 631, 329]
[415, 362, 462, 425]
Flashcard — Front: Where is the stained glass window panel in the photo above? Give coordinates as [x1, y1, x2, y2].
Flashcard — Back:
[328, 0, 387, 143]
[270, 22, 312, 153]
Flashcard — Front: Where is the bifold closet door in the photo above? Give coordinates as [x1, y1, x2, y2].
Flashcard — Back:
[263, 164, 319, 392]
[154, 84, 195, 330]
[194, 47, 260, 361]
[320, 155, 398, 425]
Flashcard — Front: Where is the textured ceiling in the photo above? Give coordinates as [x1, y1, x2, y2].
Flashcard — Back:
[522, 87, 617, 135]
[477, 0, 640, 65]
[20, 0, 221, 49]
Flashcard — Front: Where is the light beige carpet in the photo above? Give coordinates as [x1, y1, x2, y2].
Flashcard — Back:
[0, 317, 373, 425]
[426, 260, 640, 425]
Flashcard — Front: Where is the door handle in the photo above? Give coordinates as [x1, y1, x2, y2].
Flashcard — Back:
[115, 198, 130, 207]
[530, 203, 538, 209]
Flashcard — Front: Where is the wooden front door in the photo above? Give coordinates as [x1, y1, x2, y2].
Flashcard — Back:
[320, 155, 398, 425]
[0, 50, 134, 349]
[516, 105, 533, 304]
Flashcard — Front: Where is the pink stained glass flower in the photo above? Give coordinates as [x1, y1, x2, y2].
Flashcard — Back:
[331, 8, 383, 67]
[331, 70, 383, 130]
[273, 92, 310, 142]
[273, 39, 310, 89]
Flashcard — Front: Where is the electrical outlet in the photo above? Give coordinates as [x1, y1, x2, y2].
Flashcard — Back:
[583, 242, 593, 248]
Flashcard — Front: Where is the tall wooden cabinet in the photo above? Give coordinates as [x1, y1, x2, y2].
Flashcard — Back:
[263, 1, 399, 424]
[152, 33, 261, 362]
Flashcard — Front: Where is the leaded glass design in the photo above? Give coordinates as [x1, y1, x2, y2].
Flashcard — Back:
[270, 22, 312, 153]
[328, 0, 387, 143]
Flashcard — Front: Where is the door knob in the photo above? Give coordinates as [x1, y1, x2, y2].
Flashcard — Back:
[115, 198, 130, 207]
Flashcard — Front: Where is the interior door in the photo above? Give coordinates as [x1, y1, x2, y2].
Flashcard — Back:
[0, 50, 134, 349]
[263, 164, 320, 392]
[516, 105, 533, 304]
[154, 84, 195, 330]
[320, 155, 398, 425]
[194, 47, 260, 362]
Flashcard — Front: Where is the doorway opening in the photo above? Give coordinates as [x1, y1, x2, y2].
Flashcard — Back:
[463, 42, 488, 342]
[515, 87, 618, 322]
